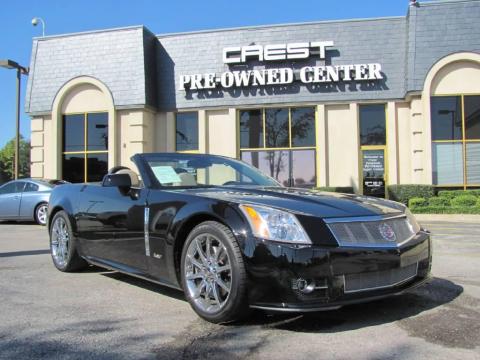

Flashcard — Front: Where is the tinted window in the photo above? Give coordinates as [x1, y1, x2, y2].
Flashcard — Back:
[240, 110, 263, 148]
[265, 108, 289, 148]
[359, 104, 386, 146]
[63, 114, 85, 152]
[87, 153, 108, 182]
[431, 96, 462, 141]
[176, 112, 199, 151]
[87, 113, 108, 151]
[291, 107, 315, 147]
[0, 183, 17, 195]
[63, 154, 85, 183]
[24, 183, 39, 192]
[465, 95, 480, 140]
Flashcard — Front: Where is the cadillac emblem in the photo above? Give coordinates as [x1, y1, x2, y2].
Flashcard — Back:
[378, 223, 396, 242]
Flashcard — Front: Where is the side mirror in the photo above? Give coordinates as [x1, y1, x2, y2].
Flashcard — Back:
[102, 173, 132, 191]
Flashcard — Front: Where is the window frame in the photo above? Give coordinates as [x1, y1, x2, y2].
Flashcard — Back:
[175, 111, 199, 153]
[62, 111, 109, 183]
[237, 106, 318, 187]
[431, 94, 480, 189]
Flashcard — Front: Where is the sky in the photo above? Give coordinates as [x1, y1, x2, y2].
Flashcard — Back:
[0, 0, 413, 148]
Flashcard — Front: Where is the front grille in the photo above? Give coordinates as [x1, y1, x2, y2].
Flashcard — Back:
[344, 263, 418, 293]
[327, 217, 416, 247]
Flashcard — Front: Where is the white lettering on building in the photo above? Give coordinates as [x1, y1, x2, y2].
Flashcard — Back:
[180, 40, 384, 91]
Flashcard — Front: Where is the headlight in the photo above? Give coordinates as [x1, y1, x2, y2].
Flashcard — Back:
[239, 204, 311, 244]
[405, 207, 421, 234]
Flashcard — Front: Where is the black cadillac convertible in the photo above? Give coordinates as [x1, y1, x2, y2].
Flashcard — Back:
[48, 153, 432, 323]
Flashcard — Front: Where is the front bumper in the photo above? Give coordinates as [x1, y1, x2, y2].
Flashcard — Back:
[244, 231, 432, 311]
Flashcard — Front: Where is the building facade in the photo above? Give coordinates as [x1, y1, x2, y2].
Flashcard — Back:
[26, 0, 480, 196]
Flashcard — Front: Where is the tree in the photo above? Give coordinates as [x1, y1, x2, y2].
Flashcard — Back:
[0, 135, 30, 183]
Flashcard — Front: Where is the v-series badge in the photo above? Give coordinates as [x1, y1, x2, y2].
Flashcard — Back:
[223, 41, 334, 64]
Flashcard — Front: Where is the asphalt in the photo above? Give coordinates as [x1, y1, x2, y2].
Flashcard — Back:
[0, 219, 479, 360]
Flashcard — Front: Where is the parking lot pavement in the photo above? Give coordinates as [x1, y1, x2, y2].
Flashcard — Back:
[0, 221, 479, 360]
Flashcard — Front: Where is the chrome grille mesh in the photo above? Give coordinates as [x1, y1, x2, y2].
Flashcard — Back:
[344, 263, 418, 293]
[328, 217, 416, 247]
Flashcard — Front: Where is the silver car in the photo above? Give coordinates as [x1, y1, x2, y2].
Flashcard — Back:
[0, 179, 67, 225]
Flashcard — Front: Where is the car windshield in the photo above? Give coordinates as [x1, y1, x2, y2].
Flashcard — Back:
[145, 154, 280, 188]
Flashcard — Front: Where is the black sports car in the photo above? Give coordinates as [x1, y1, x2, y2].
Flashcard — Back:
[48, 153, 432, 323]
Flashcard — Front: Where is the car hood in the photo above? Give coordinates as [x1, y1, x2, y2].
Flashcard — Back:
[172, 186, 405, 219]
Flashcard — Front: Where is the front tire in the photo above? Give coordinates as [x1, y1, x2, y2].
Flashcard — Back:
[181, 221, 249, 323]
[49, 211, 87, 272]
[35, 203, 48, 225]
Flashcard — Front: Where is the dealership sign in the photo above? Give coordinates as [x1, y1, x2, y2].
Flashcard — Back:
[179, 41, 383, 90]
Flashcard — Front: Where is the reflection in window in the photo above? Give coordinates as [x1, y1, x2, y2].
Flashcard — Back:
[359, 104, 386, 146]
[291, 107, 315, 147]
[465, 95, 480, 140]
[431, 95, 480, 187]
[239, 107, 317, 188]
[176, 112, 199, 151]
[431, 97, 462, 141]
[240, 110, 263, 148]
[87, 153, 108, 182]
[292, 150, 316, 187]
[24, 183, 39, 192]
[265, 108, 289, 148]
[63, 114, 85, 152]
[242, 150, 316, 187]
[87, 113, 108, 151]
[0, 182, 25, 194]
[242, 151, 289, 186]
[62, 112, 108, 183]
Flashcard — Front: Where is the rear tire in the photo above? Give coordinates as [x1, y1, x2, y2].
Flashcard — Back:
[34, 203, 48, 226]
[181, 221, 250, 323]
[49, 211, 87, 272]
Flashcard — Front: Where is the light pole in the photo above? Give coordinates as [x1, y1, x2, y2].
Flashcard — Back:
[31, 17, 46, 37]
[0, 60, 29, 180]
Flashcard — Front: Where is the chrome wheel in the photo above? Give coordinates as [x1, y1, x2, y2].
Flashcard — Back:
[51, 217, 70, 267]
[184, 234, 232, 314]
[36, 204, 48, 225]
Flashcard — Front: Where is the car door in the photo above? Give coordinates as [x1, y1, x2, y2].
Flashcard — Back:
[0, 181, 26, 218]
[19, 182, 49, 219]
[77, 185, 148, 272]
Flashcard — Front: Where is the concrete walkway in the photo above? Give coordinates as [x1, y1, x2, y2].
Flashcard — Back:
[415, 214, 480, 224]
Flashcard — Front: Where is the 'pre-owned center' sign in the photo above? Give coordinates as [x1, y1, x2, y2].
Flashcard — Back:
[179, 41, 383, 90]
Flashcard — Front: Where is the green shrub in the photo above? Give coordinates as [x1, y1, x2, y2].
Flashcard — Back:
[477, 198, 480, 207]
[468, 189, 480, 197]
[314, 187, 354, 194]
[409, 197, 427, 208]
[388, 185, 434, 205]
[428, 197, 450, 207]
[437, 190, 460, 199]
[411, 206, 480, 214]
[438, 190, 480, 198]
[451, 194, 478, 207]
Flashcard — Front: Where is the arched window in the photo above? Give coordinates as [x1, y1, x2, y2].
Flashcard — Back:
[62, 112, 109, 183]
[429, 59, 480, 188]
[53, 79, 114, 183]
